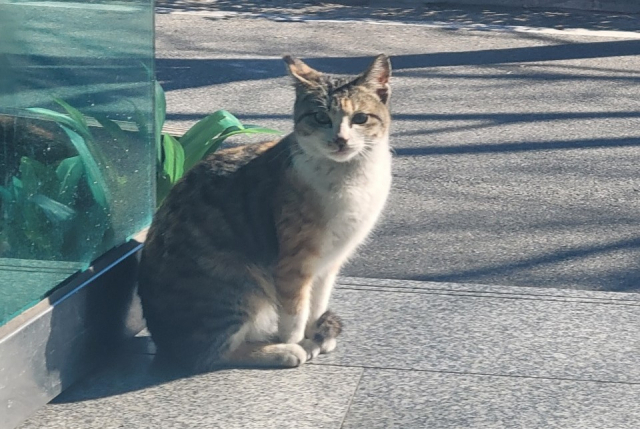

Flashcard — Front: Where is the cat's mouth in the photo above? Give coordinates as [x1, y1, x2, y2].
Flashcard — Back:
[328, 146, 357, 161]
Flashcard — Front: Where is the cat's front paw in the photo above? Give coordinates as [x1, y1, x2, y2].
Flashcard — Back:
[306, 310, 343, 354]
[318, 337, 337, 354]
[299, 339, 321, 361]
[273, 343, 309, 368]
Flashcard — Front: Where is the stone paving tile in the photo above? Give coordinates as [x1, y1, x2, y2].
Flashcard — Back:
[342, 368, 640, 429]
[18, 279, 640, 428]
[18, 353, 362, 429]
[320, 286, 640, 383]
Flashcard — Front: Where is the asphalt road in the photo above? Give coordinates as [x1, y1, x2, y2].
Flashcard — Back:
[155, 5, 640, 292]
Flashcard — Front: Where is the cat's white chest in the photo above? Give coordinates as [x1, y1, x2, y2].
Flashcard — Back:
[313, 149, 392, 270]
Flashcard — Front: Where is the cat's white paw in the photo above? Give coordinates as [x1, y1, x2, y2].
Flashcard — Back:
[299, 338, 321, 360]
[320, 337, 337, 354]
[274, 343, 308, 368]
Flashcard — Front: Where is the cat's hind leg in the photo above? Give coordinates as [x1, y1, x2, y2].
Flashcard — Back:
[216, 301, 319, 368]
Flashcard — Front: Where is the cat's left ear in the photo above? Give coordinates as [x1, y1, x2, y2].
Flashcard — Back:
[283, 55, 323, 88]
[357, 54, 392, 104]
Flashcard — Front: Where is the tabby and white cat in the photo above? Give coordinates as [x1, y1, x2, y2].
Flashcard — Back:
[138, 54, 392, 371]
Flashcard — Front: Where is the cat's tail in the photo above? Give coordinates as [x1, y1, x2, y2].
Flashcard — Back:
[223, 342, 312, 368]
[155, 332, 314, 372]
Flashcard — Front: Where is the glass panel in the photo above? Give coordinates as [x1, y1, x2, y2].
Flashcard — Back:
[0, 0, 155, 325]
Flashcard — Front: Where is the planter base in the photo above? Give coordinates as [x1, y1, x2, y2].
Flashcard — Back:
[0, 238, 146, 429]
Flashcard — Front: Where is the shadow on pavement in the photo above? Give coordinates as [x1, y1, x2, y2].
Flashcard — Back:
[405, 235, 640, 292]
[156, 39, 640, 90]
[49, 352, 186, 404]
[393, 136, 640, 156]
[156, 0, 640, 33]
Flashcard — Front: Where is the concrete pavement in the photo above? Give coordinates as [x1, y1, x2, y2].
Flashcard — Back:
[155, 6, 640, 291]
[19, 277, 640, 428]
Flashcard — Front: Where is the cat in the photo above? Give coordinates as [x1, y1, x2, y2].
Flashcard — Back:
[137, 54, 392, 372]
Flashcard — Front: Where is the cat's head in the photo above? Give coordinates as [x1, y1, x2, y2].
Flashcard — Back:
[284, 55, 391, 163]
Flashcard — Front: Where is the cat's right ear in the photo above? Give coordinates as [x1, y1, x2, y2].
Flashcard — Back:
[283, 55, 322, 88]
[358, 54, 392, 105]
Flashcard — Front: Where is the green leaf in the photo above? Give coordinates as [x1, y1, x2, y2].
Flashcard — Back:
[18, 156, 59, 199]
[93, 114, 130, 149]
[156, 173, 173, 207]
[12, 177, 23, 200]
[19, 157, 45, 196]
[0, 185, 12, 202]
[21, 197, 56, 255]
[30, 194, 76, 222]
[244, 124, 282, 133]
[54, 98, 90, 136]
[56, 156, 84, 205]
[59, 124, 110, 209]
[161, 134, 185, 184]
[155, 81, 166, 158]
[127, 96, 157, 161]
[181, 110, 242, 149]
[181, 110, 244, 169]
[141, 61, 154, 80]
[129, 104, 153, 153]
[25, 108, 78, 131]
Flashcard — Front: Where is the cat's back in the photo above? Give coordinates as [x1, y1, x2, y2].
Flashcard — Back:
[202, 138, 287, 177]
[141, 137, 292, 274]
[159, 137, 289, 209]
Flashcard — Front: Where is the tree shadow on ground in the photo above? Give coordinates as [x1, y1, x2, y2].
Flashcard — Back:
[156, 0, 640, 33]
[156, 39, 640, 90]
[402, 235, 640, 292]
[393, 136, 640, 156]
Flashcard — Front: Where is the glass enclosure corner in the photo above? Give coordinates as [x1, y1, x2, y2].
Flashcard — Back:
[0, 0, 156, 326]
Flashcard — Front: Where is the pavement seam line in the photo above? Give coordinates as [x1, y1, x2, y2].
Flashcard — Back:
[338, 367, 365, 429]
[338, 282, 640, 304]
[309, 362, 640, 386]
[338, 277, 640, 302]
[336, 285, 640, 307]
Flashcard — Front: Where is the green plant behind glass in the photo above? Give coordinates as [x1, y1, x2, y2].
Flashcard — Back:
[0, 83, 280, 261]
[0, 98, 112, 261]
[152, 82, 281, 204]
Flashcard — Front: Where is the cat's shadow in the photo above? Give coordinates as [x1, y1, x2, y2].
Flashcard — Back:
[51, 336, 190, 404]
[52, 335, 301, 404]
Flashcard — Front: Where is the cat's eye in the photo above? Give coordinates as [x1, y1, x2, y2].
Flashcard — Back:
[314, 111, 332, 125]
[352, 113, 369, 125]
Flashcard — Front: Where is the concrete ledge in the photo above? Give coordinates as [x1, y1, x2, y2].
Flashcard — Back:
[0, 239, 145, 429]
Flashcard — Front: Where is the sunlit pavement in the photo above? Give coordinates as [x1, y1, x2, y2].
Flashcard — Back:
[156, 3, 640, 292]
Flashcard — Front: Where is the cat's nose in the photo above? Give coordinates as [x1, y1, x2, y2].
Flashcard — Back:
[334, 137, 348, 150]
